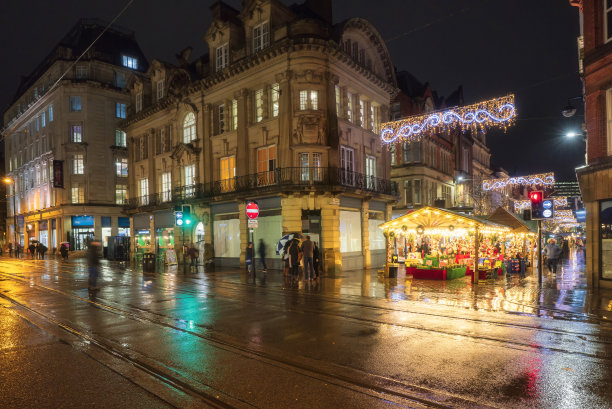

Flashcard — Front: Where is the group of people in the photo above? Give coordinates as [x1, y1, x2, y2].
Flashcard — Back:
[282, 235, 320, 281]
[27, 241, 48, 259]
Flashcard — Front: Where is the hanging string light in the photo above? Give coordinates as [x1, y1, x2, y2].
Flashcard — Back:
[513, 197, 568, 212]
[482, 172, 555, 191]
[380, 94, 516, 144]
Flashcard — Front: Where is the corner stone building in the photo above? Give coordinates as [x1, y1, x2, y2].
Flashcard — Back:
[3, 20, 147, 251]
[122, 0, 398, 273]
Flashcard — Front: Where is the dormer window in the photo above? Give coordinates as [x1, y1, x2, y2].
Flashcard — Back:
[253, 21, 269, 52]
[122, 55, 138, 70]
[156, 80, 164, 101]
[216, 43, 228, 71]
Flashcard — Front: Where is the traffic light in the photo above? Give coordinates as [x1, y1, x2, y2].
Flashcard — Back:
[183, 205, 192, 226]
[529, 191, 554, 220]
[175, 211, 184, 226]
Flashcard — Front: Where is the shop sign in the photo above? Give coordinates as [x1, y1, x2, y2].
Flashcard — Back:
[137, 229, 150, 235]
[72, 215, 94, 226]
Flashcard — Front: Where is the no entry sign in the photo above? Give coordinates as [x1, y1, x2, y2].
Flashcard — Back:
[246, 202, 259, 219]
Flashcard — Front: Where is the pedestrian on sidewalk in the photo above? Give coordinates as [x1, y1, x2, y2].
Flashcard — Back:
[313, 241, 320, 279]
[7, 242, 12, 257]
[543, 239, 562, 275]
[300, 235, 314, 281]
[187, 243, 199, 269]
[288, 239, 300, 281]
[87, 240, 102, 290]
[37, 242, 47, 260]
[258, 239, 267, 272]
[28, 242, 36, 259]
[246, 242, 254, 275]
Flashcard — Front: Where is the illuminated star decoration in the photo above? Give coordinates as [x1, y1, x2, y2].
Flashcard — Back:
[380, 95, 516, 145]
[482, 172, 555, 192]
[513, 197, 568, 212]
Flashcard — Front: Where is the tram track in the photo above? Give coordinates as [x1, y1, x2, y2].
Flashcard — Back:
[0, 266, 487, 409]
[3, 261, 612, 360]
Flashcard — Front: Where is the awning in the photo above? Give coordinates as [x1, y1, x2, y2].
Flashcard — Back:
[379, 206, 511, 236]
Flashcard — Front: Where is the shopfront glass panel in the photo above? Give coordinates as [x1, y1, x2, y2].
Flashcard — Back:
[214, 218, 240, 257]
[368, 217, 385, 250]
[252, 215, 282, 258]
[601, 200, 612, 279]
[118, 227, 130, 237]
[39, 230, 48, 247]
[101, 227, 112, 247]
[72, 227, 94, 250]
[340, 210, 361, 252]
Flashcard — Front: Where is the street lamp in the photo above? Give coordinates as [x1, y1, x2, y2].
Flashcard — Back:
[3, 178, 18, 252]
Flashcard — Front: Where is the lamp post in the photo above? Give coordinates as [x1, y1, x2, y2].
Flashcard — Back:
[3, 178, 17, 253]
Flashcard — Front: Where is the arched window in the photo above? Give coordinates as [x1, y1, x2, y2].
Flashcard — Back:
[183, 112, 196, 143]
[195, 222, 205, 242]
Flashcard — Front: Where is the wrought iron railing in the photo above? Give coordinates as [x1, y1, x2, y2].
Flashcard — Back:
[125, 167, 398, 209]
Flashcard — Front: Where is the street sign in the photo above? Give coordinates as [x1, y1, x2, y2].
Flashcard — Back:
[248, 219, 258, 228]
[246, 202, 259, 219]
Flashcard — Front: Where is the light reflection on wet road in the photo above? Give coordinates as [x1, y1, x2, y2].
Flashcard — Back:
[0, 255, 611, 408]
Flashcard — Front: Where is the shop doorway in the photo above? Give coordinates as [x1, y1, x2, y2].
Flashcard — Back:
[302, 210, 321, 247]
[72, 228, 94, 250]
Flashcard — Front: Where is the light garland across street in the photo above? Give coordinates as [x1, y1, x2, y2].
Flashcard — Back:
[379, 95, 516, 144]
[482, 172, 555, 191]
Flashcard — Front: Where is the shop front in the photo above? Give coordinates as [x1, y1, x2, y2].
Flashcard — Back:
[118, 217, 130, 236]
[71, 215, 94, 250]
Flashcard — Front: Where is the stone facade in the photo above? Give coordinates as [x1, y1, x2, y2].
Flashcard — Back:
[122, 0, 398, 273]
[3, 19, 147, 252]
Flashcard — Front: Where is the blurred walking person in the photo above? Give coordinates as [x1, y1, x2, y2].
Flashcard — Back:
[258, 239, 267, 272]
[87, 240, 102, 290]
[288, 239, 300, 281]
[313, 241, 320, 279]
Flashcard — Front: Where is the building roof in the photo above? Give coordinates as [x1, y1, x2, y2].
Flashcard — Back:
[11, 18, 149, 105]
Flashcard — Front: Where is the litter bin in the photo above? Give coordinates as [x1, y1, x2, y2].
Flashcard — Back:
[143, 252, 155, 272]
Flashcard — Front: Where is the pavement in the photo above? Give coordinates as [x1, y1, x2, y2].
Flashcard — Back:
[1, 251, 611, 408]
[145, 250, 612, 324]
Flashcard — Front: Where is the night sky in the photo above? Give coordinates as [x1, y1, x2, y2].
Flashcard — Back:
[0, 0, 583, 180]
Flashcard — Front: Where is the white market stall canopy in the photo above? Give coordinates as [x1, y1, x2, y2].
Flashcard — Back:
[379, 206, 511, 236]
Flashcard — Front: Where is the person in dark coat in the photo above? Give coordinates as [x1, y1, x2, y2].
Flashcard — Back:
[60, 244, 69, 261]
[245, 242, 254, 275]
[28, 243, 36, 259]
[37, 242, 47, 259]
[288, 239, 301, 281]
[258, 239, 267, 272]
[313, 242, 320, 279]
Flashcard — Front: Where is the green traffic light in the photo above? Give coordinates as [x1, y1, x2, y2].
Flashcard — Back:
[185, 219, 192, 225]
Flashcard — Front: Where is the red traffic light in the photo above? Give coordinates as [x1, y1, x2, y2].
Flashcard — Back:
[529, 191, 540, 201]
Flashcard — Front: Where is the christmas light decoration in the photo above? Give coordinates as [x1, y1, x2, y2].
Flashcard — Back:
[513, 197, 568, 212]
[482, 172, 555, 191]
[380, 95, 516, 144]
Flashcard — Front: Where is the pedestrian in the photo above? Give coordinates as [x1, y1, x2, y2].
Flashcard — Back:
[28, 242, 36, 259]
[188, 243, 199, 269]
[561, 239, 570, 260]
[245, 242, 254, 275]
[313, 241, 320, 279]
[300, 235, 314, 281]
[87, 240, 102, 290]
[288, 239, 300, 281]
[60, 243, 69, 261]
[258, 239, 267, 272]
[38, 243, 47, 259]
[8, 242, 13, 258]
[15, 244, 21, 258]
[543, 239, 562, 275]
[282, 240, 291, 276]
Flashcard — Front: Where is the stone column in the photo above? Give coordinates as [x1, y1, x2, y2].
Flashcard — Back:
[361, 200, 370, 269]
[321, 197, 341, 275]
[281, 195, 303, 234]
[93, 215, 102, 244]
[277, 71, 293, 169]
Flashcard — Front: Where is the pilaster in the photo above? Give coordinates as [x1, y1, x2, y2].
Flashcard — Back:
[361, 200, 370, 269]
[321, 198, 341, 275]
[239, 201, 247, 267]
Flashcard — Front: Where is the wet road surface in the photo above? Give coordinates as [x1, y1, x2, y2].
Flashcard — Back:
[0, 253, 611, 408]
